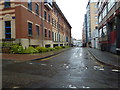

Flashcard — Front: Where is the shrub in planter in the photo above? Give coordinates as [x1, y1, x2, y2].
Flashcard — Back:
[36, 47, 48, 53]
[47, 47, 56, 51]
[65, 46, 69, 48]
[10, 45, 25, 54]
[24, 46, 39, 54]
[2, 42, 16, 47]
[55, 46, 62, 50]
[61, 46, 66, 48]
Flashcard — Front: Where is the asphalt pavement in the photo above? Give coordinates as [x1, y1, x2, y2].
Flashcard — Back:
[2, 47, 120, 89]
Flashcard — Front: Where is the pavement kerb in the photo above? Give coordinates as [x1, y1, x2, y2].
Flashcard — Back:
[31, 48, 71, 61]
[88, 49, 120, 69]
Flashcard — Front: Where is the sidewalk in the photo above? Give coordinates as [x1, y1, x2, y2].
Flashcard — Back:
[88, 48, 120, 69]
[2, 48, 70, 62]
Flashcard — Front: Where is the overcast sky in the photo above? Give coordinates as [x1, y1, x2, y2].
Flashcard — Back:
[56, 0, 89, 40]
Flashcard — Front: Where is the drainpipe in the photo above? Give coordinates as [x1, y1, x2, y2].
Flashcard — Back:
[41, 1, 44, 47]
[58, 18, 60, 46]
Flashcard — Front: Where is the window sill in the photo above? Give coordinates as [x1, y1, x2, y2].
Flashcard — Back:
[28, 35, 32, 37]
[28, 9, 32, 13]
[4, 7, 11, 9]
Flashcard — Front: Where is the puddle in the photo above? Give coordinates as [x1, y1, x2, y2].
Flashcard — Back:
[51, 65, 53, 67]
[84, 57, 88, 59]
[112, 69, 120, 72]
[69, 85, 77, 89]
[66, 66, 69, 69]
[80, 53, 82, 56]
[82, 86, 90, 88]
[29, 63, 33, 65]
[94, 66, 104, 71]
[41, 64, 47, 66]
[80, 66, 88, 71]
[12, 86, 20, 88]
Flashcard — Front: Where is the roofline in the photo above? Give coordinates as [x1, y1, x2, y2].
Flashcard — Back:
[53, 2, 72, 29]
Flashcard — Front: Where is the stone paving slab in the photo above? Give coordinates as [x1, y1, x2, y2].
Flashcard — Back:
[88, 48, 120, 68]
[2, 48, 70, 62]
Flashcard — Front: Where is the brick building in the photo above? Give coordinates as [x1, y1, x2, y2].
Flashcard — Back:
[97, 0, 120, 54]
[0, 0, 72, 48]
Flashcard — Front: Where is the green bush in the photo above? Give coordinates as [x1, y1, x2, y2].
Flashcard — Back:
[65, 46, 69, 48]
[10, 45, 25, 54]
[61, 46, 66, 48]
[47, 47, 56, 51]
[2, 43, 14, 47]
[24, 46, 39, 54]
[55, 46, 62, 50]
[61, 46, 69, 48]
[36, 46, 48, 53]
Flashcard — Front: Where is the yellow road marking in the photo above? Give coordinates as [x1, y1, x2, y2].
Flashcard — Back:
[37, 53, 62, 62]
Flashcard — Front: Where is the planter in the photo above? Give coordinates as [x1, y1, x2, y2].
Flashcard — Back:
[2, 47, 10, 53]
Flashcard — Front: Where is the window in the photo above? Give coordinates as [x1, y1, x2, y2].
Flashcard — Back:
[98, 14, 102, 23]
[44, 11, 47, 20]
[66, 37, 68, 42]
[108, 0, 115, 12]
[55, 20, 56, 27]
[52, 18, 54, 25]
[59, 34, 60, 41]
[4, 0, 10, 8]
[48, 14, 50, 22]
[95, 16, 98, 19]
[44, 0, 52, 7]
[36, 3, 39, 15]
[102, 6, 107, 19]
[95, 21, 98, 24]
[5, 21, 11, 39]
[94, 5, 97, 8]
[57, 23, 60, 29]
[28, 0, 32, 11]
[52, 32, 54, 41]
[44, 29, 47, 37]
[48, 30, 51, 38]
[36, 26, 39, 36]
[103, 26, 107, 36]
[28, 22, 32, 36]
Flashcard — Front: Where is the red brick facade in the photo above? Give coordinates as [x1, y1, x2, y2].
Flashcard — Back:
[0, 0, 72, 48]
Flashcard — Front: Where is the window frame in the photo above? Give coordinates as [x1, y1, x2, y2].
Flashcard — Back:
[48, 14, 50, 23]
[44, 29, 47, 37]
[36, 25, 40, 36]
[4, 0, 10, 8]
[35, 3, 39, 15]
[5, 21, 11, 39]
[28, 0, 32, 11]
[28, 22, 33, 36]
[44, 11, 47, 20]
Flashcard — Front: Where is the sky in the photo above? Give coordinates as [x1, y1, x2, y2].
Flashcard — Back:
[56, 0, 89, 40]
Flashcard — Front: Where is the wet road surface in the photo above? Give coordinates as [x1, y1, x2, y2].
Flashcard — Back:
[2, 47, 120, 88]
